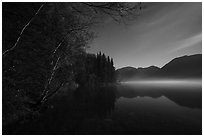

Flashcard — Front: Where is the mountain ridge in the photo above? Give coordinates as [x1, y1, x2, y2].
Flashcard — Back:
[116, 54, 202, 81]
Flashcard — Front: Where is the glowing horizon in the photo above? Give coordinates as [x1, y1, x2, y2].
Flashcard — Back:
[121, 79, 202, 87]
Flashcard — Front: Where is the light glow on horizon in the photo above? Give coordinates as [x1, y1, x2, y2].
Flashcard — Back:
[121, 79, 202, 87]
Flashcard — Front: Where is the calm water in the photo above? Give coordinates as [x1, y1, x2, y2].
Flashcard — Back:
[5, 81, 202, 135]
[111, 81, 202, 134]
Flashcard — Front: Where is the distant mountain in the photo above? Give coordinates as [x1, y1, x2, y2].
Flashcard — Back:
[158, 54, 202, 79]
[116, 66, 137, 81]
[116, 54, 202, 81]
[116, 66, 160, 81]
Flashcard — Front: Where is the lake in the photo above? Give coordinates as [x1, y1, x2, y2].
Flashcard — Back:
[5, 80, 202, 135]
[111, 80, 202, 134]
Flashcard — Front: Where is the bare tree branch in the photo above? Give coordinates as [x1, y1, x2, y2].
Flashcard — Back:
[43, 82, 65, 102]
[40, 56, 61, 103]
[82, 2, 141, 23]
[2, 3, 46, 56]
[51, 25, 91, 59]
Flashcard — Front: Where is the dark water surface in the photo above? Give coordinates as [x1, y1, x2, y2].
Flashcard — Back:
[5, 81, 202, 135]
[113, 81, 202, 134]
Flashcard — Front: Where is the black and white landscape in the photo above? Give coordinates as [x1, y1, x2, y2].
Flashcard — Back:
[2, 2, 202, 135]
[116, 54, 202, 81]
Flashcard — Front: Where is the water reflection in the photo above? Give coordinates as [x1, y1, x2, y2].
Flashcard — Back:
[74, 85, 116, 117]
[5, 82, 202, 135]
[5, 85, 117, 134]
[117, 82, 202, 109]
[113, 82, 202, 134]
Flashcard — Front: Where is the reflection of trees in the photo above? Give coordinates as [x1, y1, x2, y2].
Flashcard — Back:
[5, 85, 117, 134]
[74, 85, 117, 118]
[117, 85, 202, 109]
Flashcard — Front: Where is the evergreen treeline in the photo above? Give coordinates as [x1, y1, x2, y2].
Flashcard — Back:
[75, 52, 115, 86]
[95, 52, 115, 83]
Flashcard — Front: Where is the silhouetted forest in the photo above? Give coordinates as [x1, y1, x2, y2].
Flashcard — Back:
[75, 53, 115, 86]
[2, 2, 141, 133]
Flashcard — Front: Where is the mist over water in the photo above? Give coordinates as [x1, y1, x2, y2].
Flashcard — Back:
[121, 79, 202, 87]
[113, 79, 202, 134]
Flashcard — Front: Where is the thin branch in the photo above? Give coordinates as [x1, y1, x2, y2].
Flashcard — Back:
[3, 3, 46, 56]
[51, 26, 90, 58]
[40, 56, 61, 103]
[82, 2, 141, 23]
[52, 40, 64, 58]
[83, 2, 119, 12]
[99, 8, 120, 22]
[71, 5, 91, 17]
[43, 82, 65, 102]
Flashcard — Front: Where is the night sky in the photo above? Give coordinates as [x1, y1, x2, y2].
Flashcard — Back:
[88, 2, 202, 69]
